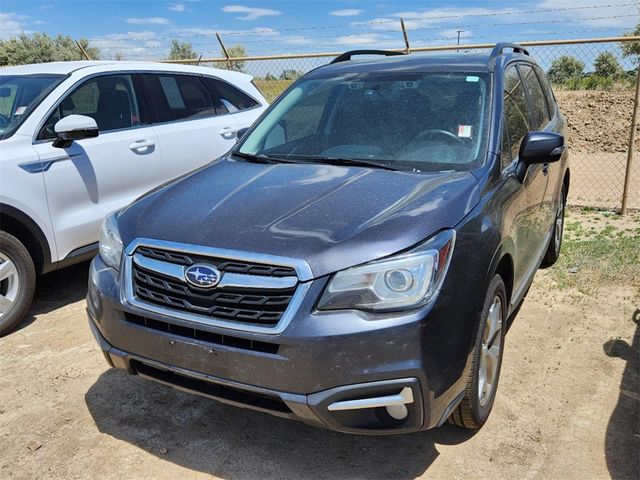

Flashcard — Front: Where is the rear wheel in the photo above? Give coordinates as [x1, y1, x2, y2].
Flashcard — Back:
[541, 185, 566, 268]
[0, 232, 36, 336]
[449, 275, 507, 429]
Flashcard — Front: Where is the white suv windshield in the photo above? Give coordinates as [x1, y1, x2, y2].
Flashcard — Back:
[0, 74, 65, 140]
[238, 71, 490, 172]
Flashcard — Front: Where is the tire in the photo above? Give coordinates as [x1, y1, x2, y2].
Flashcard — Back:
[0, 231, 36, 336]
[540, 185, 566, 268]
[449, 275, 507, 429]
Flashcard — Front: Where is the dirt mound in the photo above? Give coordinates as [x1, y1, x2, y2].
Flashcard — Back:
[555, 90, 637, 154]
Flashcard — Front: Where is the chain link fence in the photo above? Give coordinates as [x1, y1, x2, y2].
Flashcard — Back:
[168, 37, 640, 210]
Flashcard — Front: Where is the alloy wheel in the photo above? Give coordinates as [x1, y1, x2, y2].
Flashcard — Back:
[478, 295, 503, 407]
[0, 252, 20, 319]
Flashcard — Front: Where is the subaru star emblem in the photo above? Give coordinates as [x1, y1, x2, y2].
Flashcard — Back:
[184, 264, 221, 288]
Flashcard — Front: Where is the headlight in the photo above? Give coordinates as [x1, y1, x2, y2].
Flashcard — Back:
[318, 229, 455, 312]
[99, 212, 123, 270]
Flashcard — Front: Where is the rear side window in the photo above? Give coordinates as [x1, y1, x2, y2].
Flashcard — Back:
[502, 65, 530, 162]
[534, 66, 557, 117]
[518, 65, 550, 129]
[201, 77, 259, 113]
[38, 74, 140, 140]
[144, 74, 217, 123]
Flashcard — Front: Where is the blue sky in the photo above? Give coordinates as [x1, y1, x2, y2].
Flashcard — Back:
[0, 0, 638, 60]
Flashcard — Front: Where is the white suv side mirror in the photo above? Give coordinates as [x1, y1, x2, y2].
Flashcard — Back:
[53, 114, 99, 148]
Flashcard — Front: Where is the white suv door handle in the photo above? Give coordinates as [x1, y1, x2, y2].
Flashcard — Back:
[128, 139, 155, 152]
[219, 127, 238, 139]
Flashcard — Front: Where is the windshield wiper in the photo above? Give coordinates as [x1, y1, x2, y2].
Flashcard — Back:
[280, 155, 404, 171]
[231, 151, 279, 164]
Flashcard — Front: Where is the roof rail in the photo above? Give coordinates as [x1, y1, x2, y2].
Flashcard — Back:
[330, 49, 406, 65]
[490, 43, 530, 59]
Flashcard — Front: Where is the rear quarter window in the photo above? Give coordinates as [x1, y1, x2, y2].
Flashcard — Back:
[201, 77, 259, 113]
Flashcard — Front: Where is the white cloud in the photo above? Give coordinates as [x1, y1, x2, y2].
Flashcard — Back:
[125, 17, 170, 25]
[0, 12, 29, 39]
[168, 3, 186, 13]
[89, 31, 165, 60]
[336, 33, 387, 45]
[172, 26, 280, 37]
[221, 5, 282, 21]
[330, 9, 363, 17]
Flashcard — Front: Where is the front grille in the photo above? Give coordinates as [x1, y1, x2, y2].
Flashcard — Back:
[124, 312, 279, 354]
[136, 246, 297, 277]
[131, 246, 298, 328]
[132, 361, 292, 414]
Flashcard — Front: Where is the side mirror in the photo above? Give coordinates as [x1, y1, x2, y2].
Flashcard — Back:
[53, 114, 99, 148]
[519, 131, 565, 166]
[236, 127, 249, 140]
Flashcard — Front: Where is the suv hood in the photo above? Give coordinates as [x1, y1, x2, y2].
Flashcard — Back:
[119, 158, 480, 279]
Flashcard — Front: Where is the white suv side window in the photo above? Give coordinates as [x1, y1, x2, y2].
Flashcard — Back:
[38, 74, 140, 140]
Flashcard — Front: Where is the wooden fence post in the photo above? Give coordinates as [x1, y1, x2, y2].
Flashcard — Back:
[75, 40, 91, 60]
[621, 62, 640, 215]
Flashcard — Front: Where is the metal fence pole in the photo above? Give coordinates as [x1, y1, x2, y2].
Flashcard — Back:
[216, 33, 231, 70]
[400, 18, 410, 54]
[621, 63, 640, 215]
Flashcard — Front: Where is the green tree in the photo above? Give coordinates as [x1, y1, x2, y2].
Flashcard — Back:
[547, 56, 585, 84]
[594, 52, 623, 78]
[225, 44, 246, 72]
[0, 33, 99, 66]
[621, 23, 640, 64]
[168, 40, 198, 61]
[279, 69, 304, 80]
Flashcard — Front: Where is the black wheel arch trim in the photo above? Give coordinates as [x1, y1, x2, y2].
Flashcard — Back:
[0, 203, 53, 274]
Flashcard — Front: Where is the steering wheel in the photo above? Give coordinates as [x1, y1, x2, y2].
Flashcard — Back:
[0, 113, 9, 128]
[411, 129, 465, 146]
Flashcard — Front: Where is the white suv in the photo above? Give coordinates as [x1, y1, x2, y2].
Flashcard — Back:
[0, 61, 268, 335]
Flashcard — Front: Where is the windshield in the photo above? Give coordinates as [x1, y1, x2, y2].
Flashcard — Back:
[0, 74, 65, 140]
[237, 71, 490, 172]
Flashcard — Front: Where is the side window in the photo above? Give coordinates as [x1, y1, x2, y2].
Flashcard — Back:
[534, 65, 557, 118]
[502, 66, 531, 162]
[144, 74, 217, 123]
[201, 77, 259, 113]
[38, 75, 140, 140]
[518, 65, 550, 129]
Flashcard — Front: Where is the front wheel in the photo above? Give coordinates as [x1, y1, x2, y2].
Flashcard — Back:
[0, 232, 36, 336]
[541, 185, 566, 268]
[449, 275, 507, 429]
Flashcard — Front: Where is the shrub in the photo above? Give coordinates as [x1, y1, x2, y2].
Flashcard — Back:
[594, 52, 624, 79]
[548, 56, 585, 84]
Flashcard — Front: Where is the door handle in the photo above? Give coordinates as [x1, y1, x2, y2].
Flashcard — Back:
[129, 139, 155, 152]
[219, 127, 238, 139]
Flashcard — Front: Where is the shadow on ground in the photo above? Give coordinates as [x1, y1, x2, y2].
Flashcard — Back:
[13, 262, 90, 333]
[603, 309, 640, 480]
[85, 369, 475, 479]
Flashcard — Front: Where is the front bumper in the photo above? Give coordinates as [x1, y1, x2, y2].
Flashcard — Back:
[87, 255, 475, 434]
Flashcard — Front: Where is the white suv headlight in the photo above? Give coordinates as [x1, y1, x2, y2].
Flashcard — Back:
[318, 229, 455, 312]
[99, 212, 123, 270]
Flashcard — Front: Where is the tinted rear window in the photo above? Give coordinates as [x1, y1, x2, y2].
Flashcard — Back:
[144, 74, 218, 123]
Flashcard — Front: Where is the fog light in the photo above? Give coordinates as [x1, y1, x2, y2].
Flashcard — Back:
[385, 403, 409, 420]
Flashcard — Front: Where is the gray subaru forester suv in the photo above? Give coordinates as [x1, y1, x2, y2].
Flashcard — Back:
[87, 44, 569, 434]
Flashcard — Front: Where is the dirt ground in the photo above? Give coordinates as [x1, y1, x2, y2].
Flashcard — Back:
[0, 209, 638, 480]
[554, 90, 640, 210]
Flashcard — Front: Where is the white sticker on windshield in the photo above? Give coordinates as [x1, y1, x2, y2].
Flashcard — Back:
[466, 76, 480, 82]
[458, 125, 472, 138]
[15, 106, 26, 115]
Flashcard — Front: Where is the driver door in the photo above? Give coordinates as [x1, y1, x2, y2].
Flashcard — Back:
[32, 73, 164, 260]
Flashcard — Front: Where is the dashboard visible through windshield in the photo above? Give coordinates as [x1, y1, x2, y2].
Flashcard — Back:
[238, 71, 490, 172]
